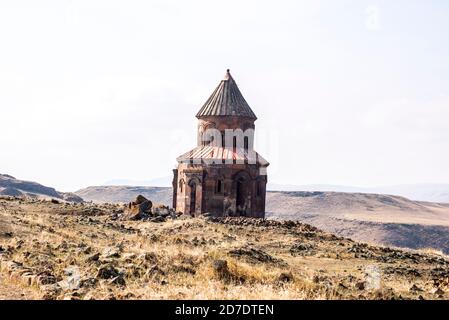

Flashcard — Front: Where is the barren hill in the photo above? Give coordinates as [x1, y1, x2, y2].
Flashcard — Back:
[268, 183, 449, 203]
[1, 197, 448, 300]
[0, 174, 83, 203]
[266, 191, 449, 254]
[266, 191, 449, 226]
[75, 186, 171, 204]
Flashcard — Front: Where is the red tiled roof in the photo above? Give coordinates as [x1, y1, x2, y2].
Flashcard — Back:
[176, 146, 268, 166]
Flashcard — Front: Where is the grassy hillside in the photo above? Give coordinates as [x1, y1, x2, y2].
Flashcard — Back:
[1, 197, 448, 300]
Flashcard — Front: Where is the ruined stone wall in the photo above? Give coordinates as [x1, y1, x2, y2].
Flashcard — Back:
[175, 163, 204, 216]
[175, 162, 266, 218]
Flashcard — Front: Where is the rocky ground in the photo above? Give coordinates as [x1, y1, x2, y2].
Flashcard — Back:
[73, 186, 449, 254]
[1, 196, 449, 300]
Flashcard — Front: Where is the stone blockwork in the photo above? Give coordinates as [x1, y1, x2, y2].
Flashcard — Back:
[173, 70, 269, 218]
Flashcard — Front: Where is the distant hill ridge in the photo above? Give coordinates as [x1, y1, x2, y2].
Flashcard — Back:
[101, 177, 449, 203]
[268, 183, 449, 204]
[75, 185, 172, 205]
[0, 174, 83, 203]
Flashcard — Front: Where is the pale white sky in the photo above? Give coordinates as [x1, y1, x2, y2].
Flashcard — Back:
[1, 0, 448, 191]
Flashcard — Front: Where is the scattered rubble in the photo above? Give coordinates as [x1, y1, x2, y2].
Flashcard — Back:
[290, 242, 315, 256]
[355, 281, 366, 290]
[122, 195, 153, 220]
[96, 265, 121, 280]
[229, 247, 286, 265]
[410, 284, 424, 292]
[277, 272, 294, 283]
[101, 246, 122, 259]
[120, 195, 179, 222]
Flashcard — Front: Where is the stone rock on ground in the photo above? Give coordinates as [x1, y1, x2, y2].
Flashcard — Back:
[101, 246, 122, 259]
[109, 275, 126, 286]
[290, 242, 315, 256]
[355, 281, 367, 290]
[410, 284, 424, 292]
[228, 247, 285, 265]
[277, 272, 294, 283]
[96, 265, 121, 280]
[119, 195, 178, 222]
[212, 260, 230, 280]
[121, 195, 153, 220]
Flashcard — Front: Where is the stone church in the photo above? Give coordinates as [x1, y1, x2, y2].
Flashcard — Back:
[172, 70, 269, 218]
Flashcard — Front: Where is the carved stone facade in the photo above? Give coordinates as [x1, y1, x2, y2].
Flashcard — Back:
[172, 70, 269, 218]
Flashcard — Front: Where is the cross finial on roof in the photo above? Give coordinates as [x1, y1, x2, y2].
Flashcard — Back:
[224, 69, 231, 80]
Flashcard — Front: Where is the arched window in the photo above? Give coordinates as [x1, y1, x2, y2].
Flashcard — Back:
[221, 132, 225, 148]
[179, 179, 184, 193]
[257, 181, 263, 197]
[216, 179, 223, 194]
[189, 180, 197, 215]
[244, 136, 249, 151]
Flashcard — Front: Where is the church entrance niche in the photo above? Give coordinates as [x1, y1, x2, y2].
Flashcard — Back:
[189, 180, 197, 216]
[236, 176, 248, 216]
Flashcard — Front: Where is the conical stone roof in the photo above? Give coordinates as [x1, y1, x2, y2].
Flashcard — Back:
[196, 70, 257, 120]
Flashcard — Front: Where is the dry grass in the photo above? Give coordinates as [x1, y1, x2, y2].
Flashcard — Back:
[1, 197, 449, 300]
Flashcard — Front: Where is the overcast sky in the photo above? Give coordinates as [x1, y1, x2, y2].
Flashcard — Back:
[1, 0, 448, 191]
